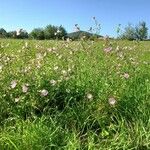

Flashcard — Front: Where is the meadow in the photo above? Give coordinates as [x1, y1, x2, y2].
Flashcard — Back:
[0, 38, 150, 150]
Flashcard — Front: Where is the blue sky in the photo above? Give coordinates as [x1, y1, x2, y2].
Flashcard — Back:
[0, 0, 150, 37]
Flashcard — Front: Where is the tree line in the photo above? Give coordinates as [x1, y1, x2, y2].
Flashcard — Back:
[118, 21, 149, 40]
[0, 25, 67, 40]
[0, 21, 149, 40]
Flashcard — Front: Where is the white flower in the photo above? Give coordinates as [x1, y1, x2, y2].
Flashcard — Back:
[36, 53, 43, 60]
[64, 77, 70, 81]
[47, 48, 52, 52]
[61, 70, 67, 76]
[0, 65, 3, 72]
[22, 84, 29, 93]
[58, 55, 62, 59]
[0, 65, 3, 70]
[108, 97, 116, 106]
[68, 68, 71, 72]
[67, 38, 70, 42]
[10, 80, 17, 89]
[15, 98, 20, 103]
[87, 93, 93, 100]
[25, 42, 28, 48]
[50, 79, 57, 86]
[54, 66, 59, 71]
[123, 73, 130, 79]
[40, 89, 48, 97]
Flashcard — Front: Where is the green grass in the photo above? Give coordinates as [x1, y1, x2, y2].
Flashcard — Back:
[0, 39, 150, 149]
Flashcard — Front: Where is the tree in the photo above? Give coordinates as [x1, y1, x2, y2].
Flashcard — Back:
[44, 25, 57, 39]
[120, 24, 136, 40]
[55, 25, 67, 39]
[44, 25, 67, 40]
[16, 29, 29, 39]
[7, 31, 17, 38]
[0, 28, 7, 38]
[135, 21, 148, 40]
[29, 28, 45, 40]
[120, 21, 149, 41]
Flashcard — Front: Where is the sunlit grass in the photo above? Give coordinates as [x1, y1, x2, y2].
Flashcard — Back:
[0, 39, 150, 149]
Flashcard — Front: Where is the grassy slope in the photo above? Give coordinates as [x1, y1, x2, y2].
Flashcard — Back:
[0, 39, 150, 150]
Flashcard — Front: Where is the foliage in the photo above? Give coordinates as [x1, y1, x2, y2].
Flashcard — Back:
[0, 28, 7, 38]
[44, 25, 57, 39]
[135, 21, 148, 40]
[44, 25, 67, 40]
[56, 25, 67, 39]
[120, 21, 148, 41]
[16, 30, 29, 39]
[29, 28, 45, 40]
[120, 24, 136, 40]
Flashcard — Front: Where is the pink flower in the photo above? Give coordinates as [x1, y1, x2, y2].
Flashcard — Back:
[104, 47, 112, 53]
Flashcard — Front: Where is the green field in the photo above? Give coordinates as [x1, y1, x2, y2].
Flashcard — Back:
[0, 39, 150, 150]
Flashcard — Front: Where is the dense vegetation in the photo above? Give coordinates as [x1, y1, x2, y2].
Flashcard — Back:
[119, 21, 149, 40]
[0, 38, 150, 149]
[0, 25, 67, 40]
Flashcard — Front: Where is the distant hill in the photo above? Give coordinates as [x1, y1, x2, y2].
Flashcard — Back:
[67, 31, 103, 40]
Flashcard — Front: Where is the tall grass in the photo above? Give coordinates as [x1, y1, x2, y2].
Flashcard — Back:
[0, 39, 150, 149]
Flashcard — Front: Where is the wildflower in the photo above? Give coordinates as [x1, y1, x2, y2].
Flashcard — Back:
[66, 38, 70, 42]
[69, 51, 73, 55]
[87, 93, 93, 100]
[36, 53, 43, 60]
[64, 77, 70, 81]
[47, 48, 52, 52]
[54, 66, 59, 71]
[25, 42, 28, 48]
[22, 84, 29, 93]
[118, 52, 123, 58]
[0, 65, 3, 71]
[52, 47, 56, 51]
[15, 98, 20, 103]
[61, 70, 67, 76]
[108, 97, 116, 106]
[10, 80, 17, 89]
[104, 47, 112, 53]
[68, 68, 71, 72]
[58, 55, 62, 59]
[40, 89, 48, 97]
[116, 46, 120, 51]
[50, 79, 57, 86]
[123, 73, 130, 79]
